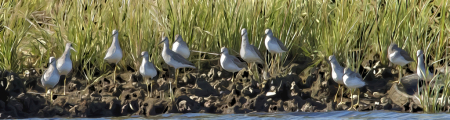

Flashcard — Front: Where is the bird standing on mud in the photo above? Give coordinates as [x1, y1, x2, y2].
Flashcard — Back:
[343, 68, 366, 110]
[140, 51, 158, 98]
[160, 36, 196, 88]
[388, 43, 414, 84]
[41, 57, 60, 102]
[240, 28, 264, 75]
[416, 50, 434, 80]
[220, 47, 247, 82]
[104, 30, 123, 84]
[172, 34, 190, 59]
[264, 29, 288, 74]
[56, 43, 76, 95]
[328, 55, 345, 105]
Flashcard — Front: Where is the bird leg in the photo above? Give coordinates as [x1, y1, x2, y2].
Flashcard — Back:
[63, 77, 66, 95]
[334, 84, 341, 102]
[353, 88, 360, 109]
[146, 78, 149, 98]
[169, 81, 173, 102]
[175, 69, 179, 88]
[398, 66, 402, 85]
[347, 89, 355, 110]
[45, 87, 48, 97]
[339, 85, 345, 105]
[231, 72, 235, 83]
[113, 64, 117, 84]
[50, 89, 53, 103]
[150, 81, 153, 98]
[248, 63, 253, 75]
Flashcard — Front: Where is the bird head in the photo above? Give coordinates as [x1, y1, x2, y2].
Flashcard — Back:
[241, 28, 247, 37]
[220, 47, 229, 55]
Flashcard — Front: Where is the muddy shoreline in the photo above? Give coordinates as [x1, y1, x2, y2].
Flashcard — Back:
[0, 57, 441, 118]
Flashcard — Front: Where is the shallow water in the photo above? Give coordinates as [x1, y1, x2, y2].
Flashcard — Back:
[27, 110, 450, 119]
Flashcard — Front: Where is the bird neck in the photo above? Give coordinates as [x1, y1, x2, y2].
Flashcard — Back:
[241, 35, 249, 45]
[62, 47, 71, 59]
[112, 35, 120, 48]
[417, 55, 426, 72]
[330, 61, 342, 71]
[51, 62, 57, 68]
[163, 42, 170, 52]
[142, 56, 149, 63]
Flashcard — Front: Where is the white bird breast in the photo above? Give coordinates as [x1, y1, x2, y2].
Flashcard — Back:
[57, 60, 72, 75]
[172, 42, 190, 59]
[220, 55, 242, 73]
[265, 36, 284, 54]
[106, 49, 123, 64]
[140, 64, 157, 78]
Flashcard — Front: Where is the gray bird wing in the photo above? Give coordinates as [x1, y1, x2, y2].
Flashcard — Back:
[230, 55, 247, 68]
[396, 48, 414, 61]
[41, 66, 52, 84]
[170, 51, 196, 67]
[147, 62, 158, 71]
[351, 71, 363, 80]
[105, 46, 115, 58]
[275, 37, 288, 51]
[250, 45, 264, 62]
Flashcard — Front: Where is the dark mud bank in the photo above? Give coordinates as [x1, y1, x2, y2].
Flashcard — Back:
[0, 59, 440, 118]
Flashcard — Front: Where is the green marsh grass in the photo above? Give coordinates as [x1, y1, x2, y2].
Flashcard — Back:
[0, 0, 449, 113]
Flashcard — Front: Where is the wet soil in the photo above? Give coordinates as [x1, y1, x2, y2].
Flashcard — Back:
[0, 56, 444, 118]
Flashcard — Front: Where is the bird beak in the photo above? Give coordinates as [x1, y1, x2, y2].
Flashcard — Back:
[111, 32, 118, 37]
[158, 40, 165, 45]
[70, 47, 77, 52]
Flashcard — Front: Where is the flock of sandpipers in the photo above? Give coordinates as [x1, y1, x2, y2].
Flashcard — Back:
[40, 28, 435, 110]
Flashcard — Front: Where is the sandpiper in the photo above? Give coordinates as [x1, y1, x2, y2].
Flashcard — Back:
[56, 43, 76, 95]
[140, 51, 158, 98]
[328, 55, 345, 104]
[264, 29, 288, 74]
[104, 30, 123, 84]
[160, 36, 196, 87]
[41, 57, 60, 102]
[172, 34, 190, 59]
[264, 29, 287, 54]
[240, 28, 264, 75]
[343, 68, 366, 110]
[388, 43, 414, 84]
[416, 50, 433, 80]
[220, 47, 247, 82]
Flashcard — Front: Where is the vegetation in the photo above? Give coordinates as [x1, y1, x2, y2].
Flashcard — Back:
[0, 0, 449, 113]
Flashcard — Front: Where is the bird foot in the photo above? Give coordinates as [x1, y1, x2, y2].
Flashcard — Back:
[347, 106, 356, 111]
[349, 103, 360, 110]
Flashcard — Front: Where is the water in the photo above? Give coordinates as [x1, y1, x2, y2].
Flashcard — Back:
[26, 110, 450, 119]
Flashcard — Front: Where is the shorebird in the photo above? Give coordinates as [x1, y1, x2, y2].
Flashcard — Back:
[56, 43, 76, 95]
[240, 28, 264, 75]
[104, 29, 123, 84]
[343, 68, 366, 110]
[416, 50, 434, 80]
[264, 29, 288, 74]
[328, 55, 345, 104]
[172, 34, 190, 59]
[140, 51, 158, 98]
[41, 57, 60, 102]
[220, 47, 247, 82]
[388, 43, 414, 84]
[264, 29, 288, 54]
[160, 36, 196, 88]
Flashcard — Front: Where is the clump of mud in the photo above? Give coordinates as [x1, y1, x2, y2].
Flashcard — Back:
[0, 57, 441, 118]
